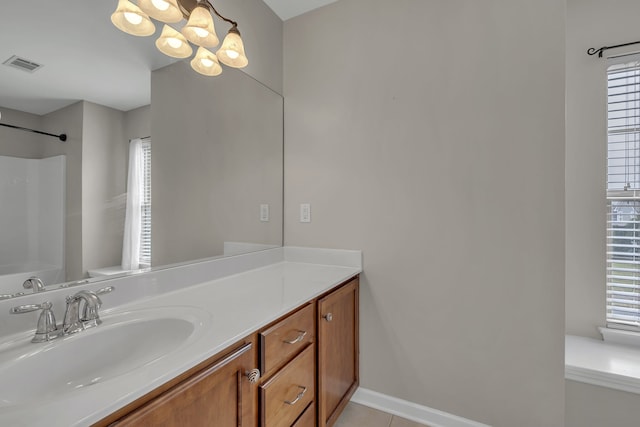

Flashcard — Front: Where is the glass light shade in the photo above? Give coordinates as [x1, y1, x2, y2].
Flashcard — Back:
[138, 0, 182, 23]
[156, 25, 193, 58]
[191, 47, 223, 76]
[111, 0, 156, 36]
[216, 28, 248, 68]
[181, 5, 219, 47]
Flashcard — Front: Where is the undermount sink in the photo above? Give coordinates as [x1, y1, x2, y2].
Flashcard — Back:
[0, 306, 210, 407]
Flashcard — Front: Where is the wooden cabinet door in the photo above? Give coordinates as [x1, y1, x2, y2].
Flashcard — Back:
[114, 342, 257, 427]
[317, 277, 359, 427]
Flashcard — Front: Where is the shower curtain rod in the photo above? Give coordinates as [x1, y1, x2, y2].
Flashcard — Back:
[588, 40, 640, 58]
[0, 122, 67, 142]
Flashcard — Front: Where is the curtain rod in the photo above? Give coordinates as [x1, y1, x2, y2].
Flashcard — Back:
[130, 136, 151, 142]
[588, 40, 640, 58]
[0, 122, 67, 142]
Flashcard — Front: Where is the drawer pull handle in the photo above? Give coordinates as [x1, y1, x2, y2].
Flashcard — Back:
[283, 330, 307, 345]
[284, 385, 307, 405]
[323, 313, 333, 322]
[246, 368, 261, 384]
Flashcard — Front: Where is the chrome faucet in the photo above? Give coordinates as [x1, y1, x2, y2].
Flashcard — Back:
[63, 288, 113, 334]
[9, 286, 115, 342]
[23, 276, 45, 293]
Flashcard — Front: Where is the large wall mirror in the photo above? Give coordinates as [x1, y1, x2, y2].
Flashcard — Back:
[0, 1, 283, 298]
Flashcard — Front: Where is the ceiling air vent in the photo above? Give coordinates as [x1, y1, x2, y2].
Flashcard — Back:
[2, 55, 43, 73]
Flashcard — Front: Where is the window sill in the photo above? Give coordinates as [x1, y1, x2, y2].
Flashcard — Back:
[598, 326, 640, 347]
[565, 334, 640, 394]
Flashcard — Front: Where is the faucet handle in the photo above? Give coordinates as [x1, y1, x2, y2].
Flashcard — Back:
[96, 286, 115, 295]
[10, 301, 52, 314]
[81, 287, 115, 322]
[81, 295, 102, 324]
[77, 287, 114, 327]
[10, 301, 60, 343]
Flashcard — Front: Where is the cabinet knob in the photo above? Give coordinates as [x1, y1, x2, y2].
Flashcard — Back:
[323, 313, 333, 322]
[246, 368, 261, 384]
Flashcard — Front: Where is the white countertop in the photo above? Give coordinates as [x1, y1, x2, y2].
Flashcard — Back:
[0, 248, 361, 426]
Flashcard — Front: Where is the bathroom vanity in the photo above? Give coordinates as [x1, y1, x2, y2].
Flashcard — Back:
[100, 277, 358, 427]
[0, 247, 361, 427]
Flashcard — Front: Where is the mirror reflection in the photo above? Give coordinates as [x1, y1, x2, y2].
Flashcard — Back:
[0, 1, 283, 298]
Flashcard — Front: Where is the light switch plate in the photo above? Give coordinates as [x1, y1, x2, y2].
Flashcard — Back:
[300, 203, 311, 223]
[260, 204, 269, 222]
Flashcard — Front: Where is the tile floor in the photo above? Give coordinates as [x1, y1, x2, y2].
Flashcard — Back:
[334, 402, 430, 427]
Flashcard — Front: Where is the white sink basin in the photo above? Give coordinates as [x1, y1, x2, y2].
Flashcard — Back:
[0, 306, 210, 407]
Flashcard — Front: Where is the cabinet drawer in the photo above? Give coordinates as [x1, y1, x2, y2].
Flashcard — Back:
[261, 344, 315, 427]
[260, 303, 314, 375]
[293, 402, 316, 427]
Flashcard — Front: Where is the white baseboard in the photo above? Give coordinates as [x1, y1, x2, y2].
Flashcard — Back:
[350, 388, 491, 427]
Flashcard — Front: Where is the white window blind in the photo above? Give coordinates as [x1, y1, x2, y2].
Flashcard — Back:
[607, 59, 640, 329]
[140, 140, 151, 267]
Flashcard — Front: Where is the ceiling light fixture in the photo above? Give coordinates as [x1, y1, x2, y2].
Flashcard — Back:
[111, 0, 156, 36]
[138, 0, 182, 23]
[216, 26, 248, 68]
[191, 47, 222, 76]
[182, 4, 219, 47]
[156, 24, 193, 58]
[110, 0, 248, 76]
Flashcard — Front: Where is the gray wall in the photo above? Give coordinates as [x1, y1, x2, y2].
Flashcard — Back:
[151, 62, 283, 266]
[123, 105, 151, 142]
[82, 102, 127, 273]
[41, 102, 84, 281]
[283, 1, 565, 426]
[566, 380, 640, 427]
[0, 107, 44, 158]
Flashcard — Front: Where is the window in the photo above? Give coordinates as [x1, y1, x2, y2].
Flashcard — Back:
[123, 138, 151, 270]
[606, 58, 640, 330]
[140, 140, 151, 267]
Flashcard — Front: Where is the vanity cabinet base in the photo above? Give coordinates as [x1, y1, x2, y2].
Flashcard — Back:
[95, 275, 359, 427]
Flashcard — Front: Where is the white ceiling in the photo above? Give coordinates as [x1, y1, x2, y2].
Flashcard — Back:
[0, 0, 335, 116]
[263, 0, 338, 21]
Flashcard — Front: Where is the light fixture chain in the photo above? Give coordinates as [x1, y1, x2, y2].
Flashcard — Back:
[201, 0, 237, 28]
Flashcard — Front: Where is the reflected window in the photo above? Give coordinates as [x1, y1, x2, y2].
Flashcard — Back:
[140, 140, 151, 267]
[123, 137, 151, 270]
